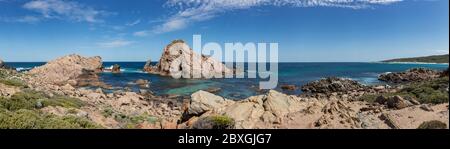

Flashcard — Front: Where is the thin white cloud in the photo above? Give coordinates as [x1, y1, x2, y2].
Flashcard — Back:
[15, 15, 41, 23]
[1, 15, 41, 23]
[133, 30, 150, 37]
[152, 0, 402, 34]
[97, 39, 134, 48]
[23, 0, 106, 23]
[434, 49, 449, 55]
[126, 19, 141, 26]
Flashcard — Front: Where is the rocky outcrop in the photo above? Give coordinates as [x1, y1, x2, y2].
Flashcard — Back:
[375, 95, 416, 109]
[301, 77, 365, 94]
[28, 54, 103, 86]
[378, 68, 442, 83]
[143, 40, 232, 78]
[441, 67, 449, 77]
[111, 64, 121, 73]
[143, 59, 153, 72]
[182, 90, 304, 129]
[135, 79, 150, 88]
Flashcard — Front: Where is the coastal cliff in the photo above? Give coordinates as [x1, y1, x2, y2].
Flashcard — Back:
[383, 54, 449, 64]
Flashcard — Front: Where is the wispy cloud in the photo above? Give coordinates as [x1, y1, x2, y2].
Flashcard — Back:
[434, 49, 449, 54]
[23, 0, 107, 23]
[97, 39, 134, 48]
[133, 30, 150, 37]
[151, 0, 402, 34]
[15, 15, 41, 23]
[126, 19, 141, 26]
[1, 15, 41, 23]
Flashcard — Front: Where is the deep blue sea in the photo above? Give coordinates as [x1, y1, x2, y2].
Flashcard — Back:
[6, 62, 449, 99]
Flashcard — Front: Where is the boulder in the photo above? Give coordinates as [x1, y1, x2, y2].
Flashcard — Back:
[280, 85, 296, 91]
[135, 79, 150, 88]
[111, 64, 121, 73]
[301, 77, 364, 94]
[28, 54, 103, 85]
[205, 87, 221, 93]
[386, 95, 413, 109]
[144, 40, 232, 78]
[188, 90, 229, 115]
[379, 68, 442, 83]
[263, 90, 291, 117]
[376, 95, 413, 109]
[223, 102, 264, 128]
[143, 59, 155, 72]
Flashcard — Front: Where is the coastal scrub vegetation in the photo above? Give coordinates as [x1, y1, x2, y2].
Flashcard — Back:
[0, 87, 98, 129]
[0, 78, 28, 88]
[359, 77, 449, 104]
[193, 115, 235, 129]
[1, 89, 86, 111]
[108, 111, 160, 129]
[417, 120, 448, 129]
[0, 109, 100, 129]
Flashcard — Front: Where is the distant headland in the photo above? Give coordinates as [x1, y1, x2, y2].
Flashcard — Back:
[382, 54, 449, 64]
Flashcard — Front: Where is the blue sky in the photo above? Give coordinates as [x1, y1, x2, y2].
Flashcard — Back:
[0, 0, 448, 62]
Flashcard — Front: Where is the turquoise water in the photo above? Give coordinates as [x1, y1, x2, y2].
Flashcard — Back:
[6, 62, 448, 99]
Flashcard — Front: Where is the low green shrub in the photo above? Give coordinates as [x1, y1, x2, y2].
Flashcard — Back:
[192, 115, 235, 129]
[41, 95, 85, 109]
[417, 120, 448, 129]
[360, 77, 449, 104]
[0, 78, 27, 88]
[0, 109, 101, 129]
[0, 90, 85, 111]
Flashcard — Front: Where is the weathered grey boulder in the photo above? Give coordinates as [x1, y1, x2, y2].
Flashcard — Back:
[188, 90, 228, 115]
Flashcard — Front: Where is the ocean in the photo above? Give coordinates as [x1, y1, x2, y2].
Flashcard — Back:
[6, 62, 449, 99]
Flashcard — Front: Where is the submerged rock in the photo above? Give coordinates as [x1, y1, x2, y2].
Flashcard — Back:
[280, 85, 296, 91]
[378, 68, 442, 83]
[143, 40, 232, 78]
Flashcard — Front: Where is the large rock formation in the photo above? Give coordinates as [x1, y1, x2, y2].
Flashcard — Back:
[28, 54, 104, 85]
[378, 68, 442, 83]
[144, 40, 232, 78]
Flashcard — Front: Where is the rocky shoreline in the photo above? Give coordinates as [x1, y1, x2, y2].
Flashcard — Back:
[1, 41, 449, 129]
[1, 54, 448, 129]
